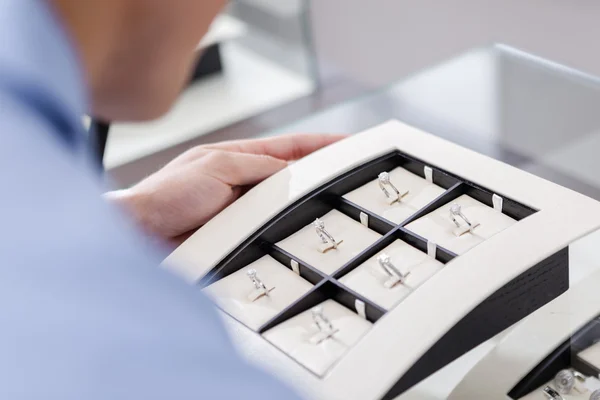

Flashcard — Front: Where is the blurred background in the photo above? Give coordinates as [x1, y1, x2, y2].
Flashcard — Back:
[107, 0, 600, 202]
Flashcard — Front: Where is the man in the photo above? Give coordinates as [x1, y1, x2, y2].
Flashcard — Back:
[0, 0, 343, 398]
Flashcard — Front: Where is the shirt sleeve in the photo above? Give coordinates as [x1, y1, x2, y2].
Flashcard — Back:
[0, 92, 301, 399]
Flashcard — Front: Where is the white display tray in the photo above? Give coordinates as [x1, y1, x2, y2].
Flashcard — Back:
[163, 120, 600, 399]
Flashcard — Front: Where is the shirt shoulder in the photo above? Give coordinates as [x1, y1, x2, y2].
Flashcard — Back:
[0, 91, 298, 399]
[0, 2, 298, 398]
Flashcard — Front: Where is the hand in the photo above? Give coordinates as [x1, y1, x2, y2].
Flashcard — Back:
[107, 133, 347, 245]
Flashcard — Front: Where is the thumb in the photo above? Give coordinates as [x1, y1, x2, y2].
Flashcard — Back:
[201, 150, 288, 187]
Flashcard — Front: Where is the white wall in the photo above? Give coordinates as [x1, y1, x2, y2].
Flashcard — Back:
[310, 0, 600, 86]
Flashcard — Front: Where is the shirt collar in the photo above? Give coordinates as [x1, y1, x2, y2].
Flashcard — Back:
[0, 0, 89, 147]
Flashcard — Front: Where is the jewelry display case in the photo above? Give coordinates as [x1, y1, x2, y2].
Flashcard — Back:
[163, 120, 600, 399]
[449, 269, 600, 400]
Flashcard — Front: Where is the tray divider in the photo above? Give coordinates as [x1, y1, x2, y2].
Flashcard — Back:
[267, 244, 328, 285]
[328, 279, 387, 323]
[400, 182, 466, 227]
[258, 280, 330, 333]
[463, 182, 537, 221]
[398, 227, 457, 264]
[331, 228, 399, 279]
[334, 197, 396, 235]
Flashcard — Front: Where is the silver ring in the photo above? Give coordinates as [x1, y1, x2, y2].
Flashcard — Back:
[554, 370, 575, 394]
[590, 389, 600, 400]
[449, 203, 473, 228]
[378, 253, 407, 282]
[543, 386, 564, 400]
[573, 371, 587, 382]
[378, 172, 401, 202]
[247, 268, 267, 292]
[314, 218, 338, 249]
[312, 305, 334, 333]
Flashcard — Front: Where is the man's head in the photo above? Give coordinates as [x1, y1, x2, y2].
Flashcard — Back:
[53, 0, 226, 122]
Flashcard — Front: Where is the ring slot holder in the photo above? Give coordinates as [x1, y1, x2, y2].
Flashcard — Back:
[247, 283, 275, 302]
[355, 299, 367, 319]
[338, 234, 447, 310]
[263, 299, 373, 377]
[405, 192, 517, 255]
[344, 166, 446, 224]
[164, 120, 600, 400]
[291, 259, 300, 275]
[493, 193, 504, 212]
[203, 255, 313, 331]
[359, 211, 369, 227]
[424, 166, 434, 183]
[276, 209, 381, 275]
[427, 240, 437, 258]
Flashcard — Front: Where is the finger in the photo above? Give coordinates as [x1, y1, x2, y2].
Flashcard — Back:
[201, 150, 288, 187]
[203, 133, 348, 161]
[167, 186, 244, 247]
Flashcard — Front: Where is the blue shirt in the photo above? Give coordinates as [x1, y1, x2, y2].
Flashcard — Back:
[0, 1, 297, 398]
